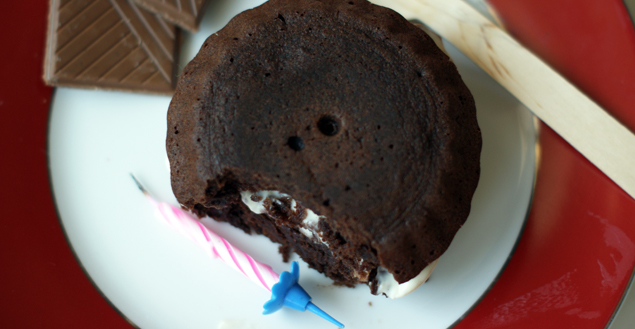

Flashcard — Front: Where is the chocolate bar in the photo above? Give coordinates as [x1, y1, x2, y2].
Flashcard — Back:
[44, 0, 181, 95]
[132, 0, 211, 32]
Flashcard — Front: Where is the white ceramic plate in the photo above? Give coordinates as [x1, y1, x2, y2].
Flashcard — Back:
[48, 0, 536, 328]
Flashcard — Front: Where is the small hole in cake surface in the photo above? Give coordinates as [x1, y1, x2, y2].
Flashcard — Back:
[317, 116, 339, 136]
[277, 14, 286, 23]
[430, 249, 435, 255]
[345, 185, 351, 191]
[287, 136, 305, 151]
[323, 199, 330, 206]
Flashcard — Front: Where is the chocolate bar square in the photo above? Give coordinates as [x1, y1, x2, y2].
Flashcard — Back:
[44, 0, 181, 94]
[132, 0, 211, 32]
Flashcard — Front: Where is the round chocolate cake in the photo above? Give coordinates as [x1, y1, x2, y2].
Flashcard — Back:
[167, 0, 481, 297]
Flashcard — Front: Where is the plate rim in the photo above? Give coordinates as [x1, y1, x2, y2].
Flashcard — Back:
[46, 30, 540, 327]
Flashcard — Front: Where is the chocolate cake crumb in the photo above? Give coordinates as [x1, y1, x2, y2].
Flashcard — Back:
[279, 245, 292, 263]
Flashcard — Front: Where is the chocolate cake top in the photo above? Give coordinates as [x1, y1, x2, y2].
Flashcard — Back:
[167, 0, 481, 283]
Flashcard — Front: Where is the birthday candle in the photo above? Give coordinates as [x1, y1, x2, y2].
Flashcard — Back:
[131, 175, 344, 328]
[148, 195, 280, 291]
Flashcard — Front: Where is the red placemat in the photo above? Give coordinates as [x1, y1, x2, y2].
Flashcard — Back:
[0, 1, 130, 327]
[1, 0, 633, 328]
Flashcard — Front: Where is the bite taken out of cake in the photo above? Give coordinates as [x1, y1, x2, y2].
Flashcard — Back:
[167, 0, 481, 298]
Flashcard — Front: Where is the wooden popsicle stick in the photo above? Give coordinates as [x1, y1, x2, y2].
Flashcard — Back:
[371, 0, 635, 200]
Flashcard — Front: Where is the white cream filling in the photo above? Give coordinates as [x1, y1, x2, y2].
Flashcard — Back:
[375, 258, 440, 299]
[240, 190, 296, 214]
[240, 190, 326, 244]
[297, 209, 326, 243]
[241, 190, 440, 298]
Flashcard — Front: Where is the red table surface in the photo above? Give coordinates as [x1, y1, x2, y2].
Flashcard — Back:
[0, 0, 633, 328]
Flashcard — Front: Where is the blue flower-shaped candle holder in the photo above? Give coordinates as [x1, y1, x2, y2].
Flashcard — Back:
[263, 261, 344, 328]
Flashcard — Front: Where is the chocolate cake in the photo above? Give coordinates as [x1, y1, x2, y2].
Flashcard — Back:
[167, 0, 481, 298]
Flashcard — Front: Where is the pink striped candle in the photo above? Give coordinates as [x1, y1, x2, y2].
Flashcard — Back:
[131, 175, 345, 328]
[146, 195, 280, 291]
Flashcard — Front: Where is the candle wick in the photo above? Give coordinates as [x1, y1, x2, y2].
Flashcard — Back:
[130, 173, 150, 196]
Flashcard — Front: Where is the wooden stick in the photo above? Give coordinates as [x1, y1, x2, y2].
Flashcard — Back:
[371, 0, 635, 200]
